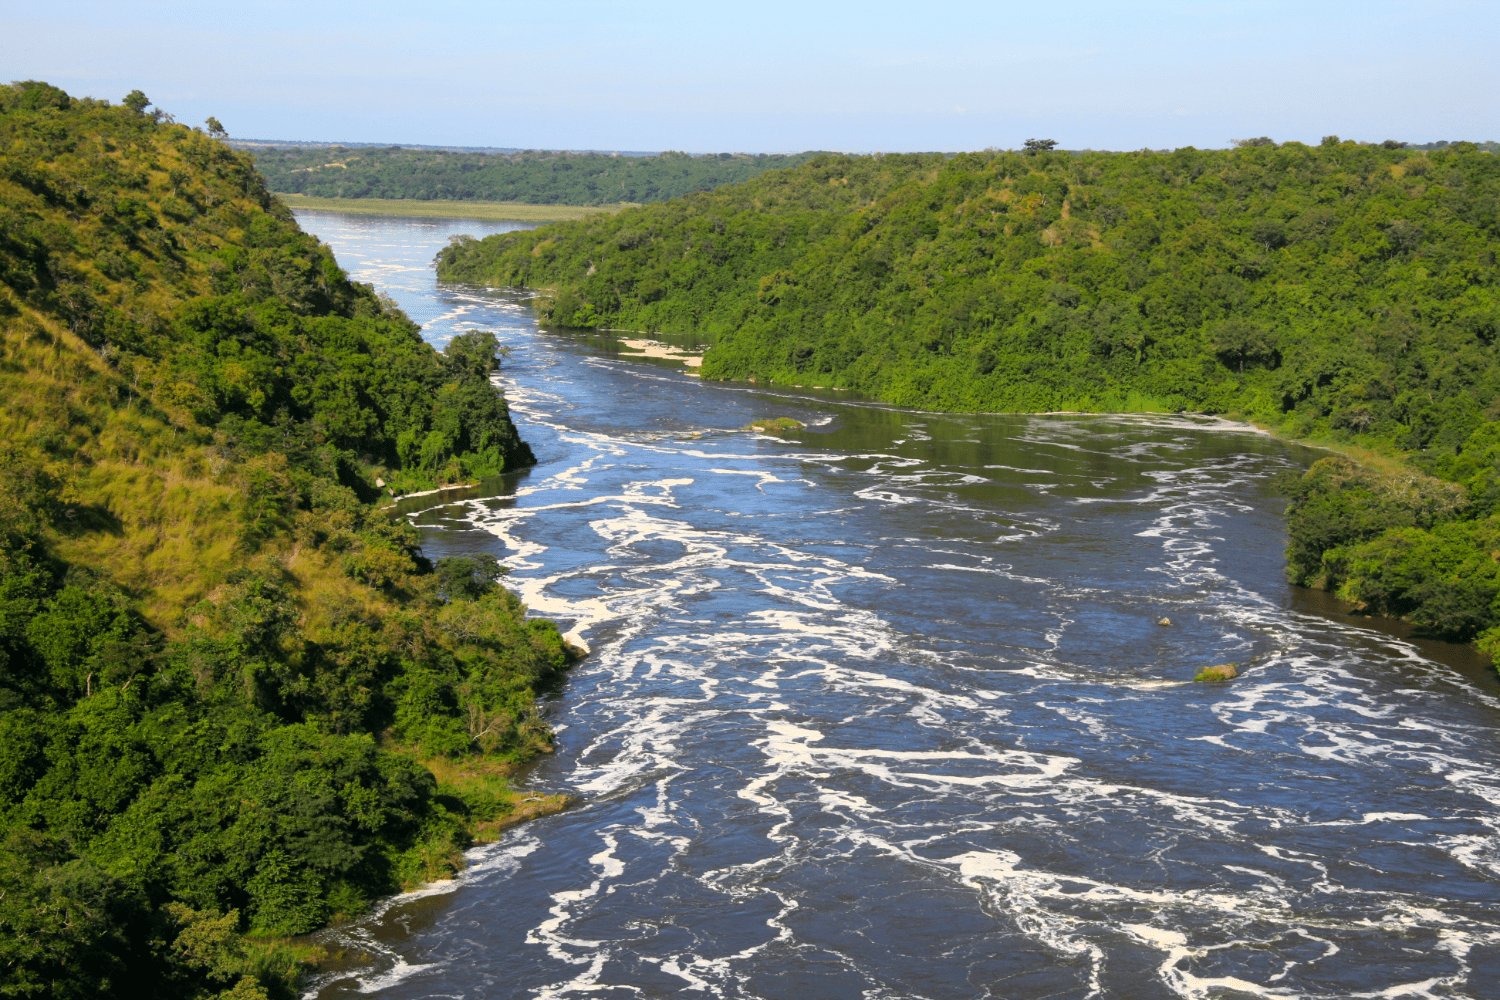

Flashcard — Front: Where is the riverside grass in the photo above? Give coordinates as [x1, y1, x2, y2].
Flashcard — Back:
[276, 192, 637, 222]
[418, 755, 573, 842]
[0, 81, 580, 1000]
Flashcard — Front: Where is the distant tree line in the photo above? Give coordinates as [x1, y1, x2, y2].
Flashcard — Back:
[252, 146, 824, 206]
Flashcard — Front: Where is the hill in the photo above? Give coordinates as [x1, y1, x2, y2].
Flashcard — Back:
[435, 143, 1500, 654]
[0, 82, 573, 999]
[251, 145, 822, 206]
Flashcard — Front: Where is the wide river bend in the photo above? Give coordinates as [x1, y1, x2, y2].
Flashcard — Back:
[292, 211, 1500, 1000]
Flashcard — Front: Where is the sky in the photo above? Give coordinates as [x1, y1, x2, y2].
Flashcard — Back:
[4, 0, 1498, 153]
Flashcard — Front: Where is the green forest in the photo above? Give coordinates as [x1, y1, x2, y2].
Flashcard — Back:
[251, 146, 821, 206]
[0, 82, 576, 999]
[436, 141, 1500, 654]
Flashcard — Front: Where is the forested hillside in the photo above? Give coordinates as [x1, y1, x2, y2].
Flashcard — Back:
[436, 142, 1500, 652]
[0, 82, 573, 999]
[253, 146, 820, 206]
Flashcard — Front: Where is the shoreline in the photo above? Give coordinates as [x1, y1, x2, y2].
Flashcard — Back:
[701, 370, 1407, 463]
[379, 480, 483, 509]
[680, 372, 1488, 661]
[277, 193, 637, 222]
[615, 336, 704, 370]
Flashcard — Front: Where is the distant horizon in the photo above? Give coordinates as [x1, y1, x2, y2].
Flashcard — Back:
[223, 136, 1499, 157]
[8, 1, 1496, 154]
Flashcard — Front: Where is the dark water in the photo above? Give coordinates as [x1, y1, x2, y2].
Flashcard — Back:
[294, 211, 1500, 1000]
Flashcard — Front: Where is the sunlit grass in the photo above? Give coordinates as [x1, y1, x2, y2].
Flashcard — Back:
[415, 754, 573, 843]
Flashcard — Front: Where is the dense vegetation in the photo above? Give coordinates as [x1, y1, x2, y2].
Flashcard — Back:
[437, 141, 1500, 651]
[252, 146, 821, 206]
[0, 81, 574, 999]
[1279, 434, 1500, 651]
[1411, 140, 1500, 153]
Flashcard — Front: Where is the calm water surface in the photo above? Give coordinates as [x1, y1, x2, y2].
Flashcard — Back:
[293, 211, 1500, 1000]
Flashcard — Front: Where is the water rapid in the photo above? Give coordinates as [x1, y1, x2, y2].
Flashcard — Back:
[293, 211, 1500, 1000]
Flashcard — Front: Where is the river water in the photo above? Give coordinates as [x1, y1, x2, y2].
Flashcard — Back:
[293, 210, 1500, 1000]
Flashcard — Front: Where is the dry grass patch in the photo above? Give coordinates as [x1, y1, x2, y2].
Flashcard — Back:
[418, 754, 574, 843]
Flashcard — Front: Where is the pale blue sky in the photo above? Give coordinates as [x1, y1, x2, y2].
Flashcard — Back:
[5, 0, 1497, 151]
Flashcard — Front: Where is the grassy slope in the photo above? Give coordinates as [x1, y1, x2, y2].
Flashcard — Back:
[1, 102, 270, 621]
[0, 83, 575, 1000]
[0, 103, 525, 623]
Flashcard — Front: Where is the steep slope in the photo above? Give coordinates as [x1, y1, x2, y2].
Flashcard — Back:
[0, 82, 569, 999]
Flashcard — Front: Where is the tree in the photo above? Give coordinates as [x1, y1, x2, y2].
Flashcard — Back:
[121, 90, 149, 115]
[205, 116, 226, 138]
[436, 554, 508, 602]
[443, 329, 501, 379]
[1250, 217, 1288, 252]
[1381, 139, 1407, 150]
[1023, 138, 1058, 155]
[1232, 136, 1275, 148]
[1212, 318, 1277, 374]
[0, 830, 150, 1000]
[1385, 219, 1425, 255]
[10, 81, 70, 112]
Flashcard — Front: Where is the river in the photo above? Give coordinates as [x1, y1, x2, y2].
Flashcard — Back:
[292, 210, 1500, 1000]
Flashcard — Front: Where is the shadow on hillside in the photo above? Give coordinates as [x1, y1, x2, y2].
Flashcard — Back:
[56, 504, 124, 537]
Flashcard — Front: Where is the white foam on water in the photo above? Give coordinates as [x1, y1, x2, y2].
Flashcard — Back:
[347, 957, 442, 995]
[483, 432, 1497, 998]
[287, 236, 1500, 999]
[301, 833, 546, 998]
